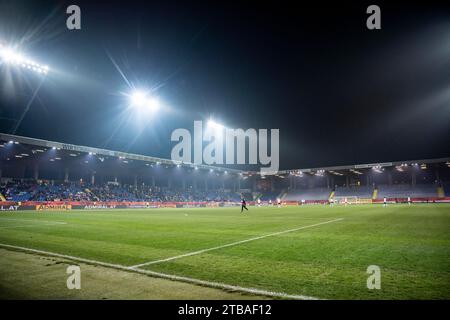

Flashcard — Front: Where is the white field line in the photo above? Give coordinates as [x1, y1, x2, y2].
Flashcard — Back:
[0, 242, 320, 300]
[0, 222, 67, 229]
[0, 217, 67, 224]
[131, 218, 344, 268]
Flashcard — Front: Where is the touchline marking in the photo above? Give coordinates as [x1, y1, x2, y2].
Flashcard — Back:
[131, 218, 344, 268]
[0, 217, 67, 224]
[0, 242, 320, 300]
[0, 222, 67, 229]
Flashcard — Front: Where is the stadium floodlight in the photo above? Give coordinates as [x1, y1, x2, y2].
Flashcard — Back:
[0, 45, 49, 75]
[131, 90, 147, 106]
[129, 90, 160, 112]
[0, 47, 18, 62]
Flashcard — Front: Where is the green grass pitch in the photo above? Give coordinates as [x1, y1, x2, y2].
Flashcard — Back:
[0, 204, 449, 299]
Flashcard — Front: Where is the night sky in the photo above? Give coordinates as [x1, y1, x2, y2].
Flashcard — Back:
[0, 0, 449, 170]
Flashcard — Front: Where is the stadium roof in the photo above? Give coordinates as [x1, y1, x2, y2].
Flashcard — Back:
[0, 133, 243, 174]
[1, 133, 449, 177]
[273, 158, 450, 176]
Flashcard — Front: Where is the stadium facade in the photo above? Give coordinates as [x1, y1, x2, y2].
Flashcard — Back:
[1, 133, 449, 210]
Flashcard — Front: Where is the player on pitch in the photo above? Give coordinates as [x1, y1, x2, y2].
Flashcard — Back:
[241, 195, 249, 213]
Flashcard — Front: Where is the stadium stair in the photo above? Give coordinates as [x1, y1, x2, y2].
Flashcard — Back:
[372, 188, 378, 200]
[437, 187, 444, 198]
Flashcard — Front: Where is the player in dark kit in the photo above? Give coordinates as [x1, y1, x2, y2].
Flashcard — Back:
[241, 197, 248, 213]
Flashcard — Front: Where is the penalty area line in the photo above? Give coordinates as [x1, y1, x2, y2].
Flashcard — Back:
[131, 218, 344, 268]
[0, 242, 320, 300]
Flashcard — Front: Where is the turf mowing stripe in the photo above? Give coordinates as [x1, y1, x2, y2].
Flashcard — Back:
[131, 218, 344, 268]
[0, 243, 320, 300]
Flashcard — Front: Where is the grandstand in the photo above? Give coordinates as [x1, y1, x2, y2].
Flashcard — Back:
[0, 181, 242, 203]
[284, 188, 331, 201]
[444, 182, 450, 197]
[0, 133, 450, 206]
[334, 186, 373, 198]
[376, 184, 438, 199]
[259, 190, 282, 201]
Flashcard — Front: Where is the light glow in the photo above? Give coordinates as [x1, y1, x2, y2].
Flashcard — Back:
[207, 120, 224, 130]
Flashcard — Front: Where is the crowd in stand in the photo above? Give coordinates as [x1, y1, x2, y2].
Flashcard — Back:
[1, 180, 446, 203]
[0, 180, 242, 203]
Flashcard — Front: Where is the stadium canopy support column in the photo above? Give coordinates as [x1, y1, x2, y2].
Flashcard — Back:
[237, 178, 241, 191]
[151, 176, 155, 188]
[308, 176, 315, 189]
[182, 178, 186, 189]
[64, 168, 69, 182]
[91, 172, 95, 185]
[33, 164, 39, 181]
[411, 170, 416, 186]
[205, 179, 208, 191]
[134, 174, 138, 189]
[193, 178, 197, 190]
